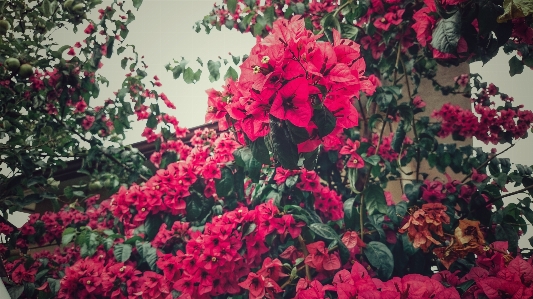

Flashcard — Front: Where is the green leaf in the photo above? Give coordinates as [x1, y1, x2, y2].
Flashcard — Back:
[287, 121, 310, 144]
[387, 201, 408, 226]
[146, 114, 158, 129]
[63, 186, 73, 199]
[401, 233, 419, 256]
[364, 241, 394, 280]
[144, 215, 163, 240]
[363, 155, 381, 166]
[194, 69, 202, 82]
[61, 227, 76, 245]
[312, 106, 337, 138]
[42, 0, 52, 17]
[264, 6, 276, 25]
[227, 0, 237, 14]
[253, 22, 265, 36]
[365, 184, 388, 215]
[285, 205, 322, 224]
[47, 278, 60, 296]
[8, 285, 24, 299]
[430, 11, 461, 54]
[136, 242, 158, 271]
[186, 192, 204, 221]
[132, 0, 143, 10]
[457, 280, 475, 294]
[183, 67, 196, 84]
[106, 37, 114, 59]
[340, 23, 359, 40]
[337, 239, 350, 264]
[231, 54, 240, 65]
[207, 60, 222, 82]
[509, 56, 524, 76]
[249, 137, 271, 165]
[234, 147, 262, 182]
[309, 223, 338, 240]
[196, 57, 203, 67]
[114, 244, 132, 262]
[302, 147, 320, 170]
[478, 0, 504, 36]
[291, 2, 306, 14]
[215, 167, 234, 198]
[120, 28, 129, 39]
[496, 223, 519, 253]
[224, 66, 238, 80]
[522, 207, 533, 225]
[344, 197, 359, 230]
[498, 0, 533, 22]
[392, 123, 406, 153]
[321, 13, 341, 33]
[269, 116, 299, 170]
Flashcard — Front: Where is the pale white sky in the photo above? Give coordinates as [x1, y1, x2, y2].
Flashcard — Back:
[10, 1, 533, 248]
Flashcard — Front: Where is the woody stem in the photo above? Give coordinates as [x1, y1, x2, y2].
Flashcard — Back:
[461, 143, 515, 183]
[486, 183, 533, 205]
[298, 235, 312, 281]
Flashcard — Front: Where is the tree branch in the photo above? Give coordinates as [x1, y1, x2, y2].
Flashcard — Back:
[461, 143, 516, 183]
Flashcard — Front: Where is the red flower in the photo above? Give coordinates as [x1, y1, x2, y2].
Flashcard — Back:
[270, 78, 311, 128]
[67, 47, 76, 56]
[238, 272, 266, 299]
[84, 23, 95, 35]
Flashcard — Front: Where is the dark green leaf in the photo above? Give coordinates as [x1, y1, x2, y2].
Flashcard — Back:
[457, 280, 475, 294]
[47, 278, 60, 296]
[344, 197, 359, 231]
[478, 0, 504, 36]
[207, 60, 222, 82]
[286, 121, 310, 144]
[114, 244, 132, 262]
[430, 11, 461, 54]
[216, 167, 235, 198]
[364, 241, 394, 280]
[269, 116, 299, 169]
[312, 106, 337, 138]
[392, 123, 406, 153]
[264, 6, 276, 25]
[227, 0, 237, 14]
[61, 227, 76, 245]
[365, 184, 388, 215]
[302, 147, 320, 170]
[291, 3, 306, 14]
[387, 201, 408, 226]
[309, 223, 338, 240]
[341, 23, 359, 40]
[509, 56, 524, 76]
[8, 285, 24, 299]
[249, 137, 271, 165]
[146, 114, 158, 129]
[338, 240, 350, 265]
[400, 233, 419, 256]
[144, 215, 163, 240]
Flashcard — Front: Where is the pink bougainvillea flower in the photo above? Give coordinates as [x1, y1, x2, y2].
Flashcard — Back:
[270, 77, 311, 127]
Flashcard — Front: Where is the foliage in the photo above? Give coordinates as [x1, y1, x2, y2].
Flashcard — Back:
[1, 0, 533, 299]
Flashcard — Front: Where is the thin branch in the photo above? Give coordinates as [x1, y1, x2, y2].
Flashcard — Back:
[486, 184, 533, 205]
[461, 143, 516, 183]
[298, 235, 311, 281]
[399, 54, 420, 181]
[50, 114, 149, 182]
